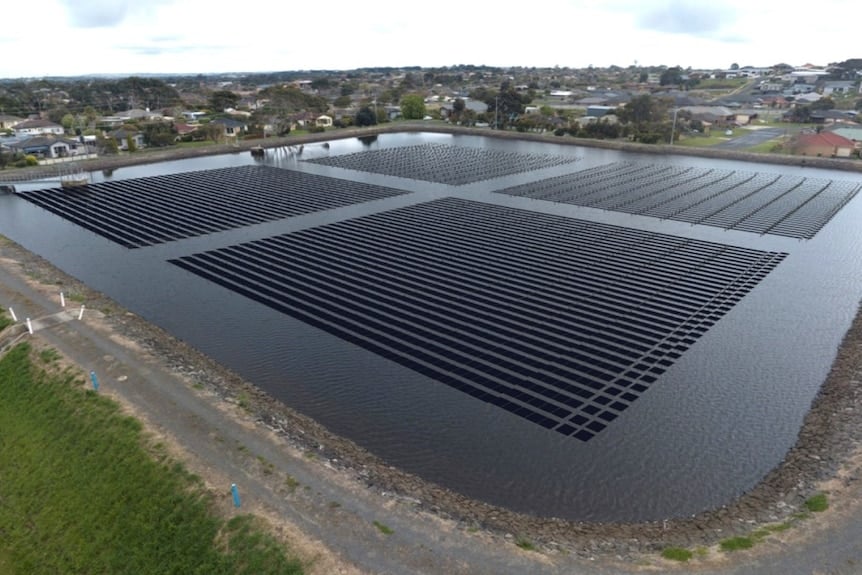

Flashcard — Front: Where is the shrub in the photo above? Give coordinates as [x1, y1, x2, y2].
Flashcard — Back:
[661, 547, 693, 561]
[720, 536, 754, 552]
[804, 493, 828, 512]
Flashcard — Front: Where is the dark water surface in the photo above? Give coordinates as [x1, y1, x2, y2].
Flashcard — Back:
[2, 132, 862, 522]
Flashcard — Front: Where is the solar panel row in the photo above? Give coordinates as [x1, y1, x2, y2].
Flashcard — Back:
[18, 165, 408, 248]
[171, 198, 786, 441]
[305, 142, 581, 185]
[497, 161, 860, 239]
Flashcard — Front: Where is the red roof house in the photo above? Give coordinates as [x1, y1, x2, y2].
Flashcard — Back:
[794, 131, 856, 158]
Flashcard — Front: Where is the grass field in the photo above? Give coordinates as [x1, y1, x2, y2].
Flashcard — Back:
[0, 342, 304, 575]
[673, 134, 734, 147]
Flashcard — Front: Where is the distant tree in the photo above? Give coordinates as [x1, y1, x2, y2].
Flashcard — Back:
[786, 105, 811, 123]
[61, 113, 76, 131]
[582, 119, 622, 139]
[400, 94, 426, 120]
[639, 71, 649, 83]
[208, 90, 240, 112]
[310, 78, 331, 90]
[340, 83, 356, 97]
[99, 137, 119, 155]
[619, 94, 664, 125]
[47, 106, 71, 125]
[354, 106, 377, 127]
[200, 122, 224, 142]
[730, 63, 739, 70]
[332, 95, 352, 108]
[125, 135, 137, 153]
[459, 108, 477, 126]
[401, 72, 417, 89]
[452, 97, 466, 115]
[809, 97, 835, 111]
[142, 122, 177, 147]
[484, 81, 531, 129]
[618, 94, 673, 143]
[660, 66, 684, 87]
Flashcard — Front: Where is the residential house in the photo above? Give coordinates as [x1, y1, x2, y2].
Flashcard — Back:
[822, 81, 856, 96]
[210, 118, 247, 137]
[289, 112, 317, 129]
[829, 127, 862, 151]
[0, 114, 24, 130]
[586, 105, 617, 118]
[464, 100, 488, 114]
[383, 107, 401, 121]
[13, 119, 64, 137]
[809, 109, 859, 124]
[794, 131, 855, 157]
[173, 123, 199, 140]
[759, 81, 784, 93]
[9, 135, 85, 159]
[180, 111, 207, 122]
[679, 106, 738, 126]
[108, 128, 146, 151]
[794, 92, 823, 104]
[122, 108, 163, 121]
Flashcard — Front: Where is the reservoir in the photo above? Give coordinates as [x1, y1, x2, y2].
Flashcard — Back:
[2, 131, 861, 522]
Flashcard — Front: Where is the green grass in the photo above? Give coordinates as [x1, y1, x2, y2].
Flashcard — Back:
[64, 291, 86, 303]
[673, 133, 733, 147]
[0, 343, 304, 575]
[745, 140, 789, 154]
[372, 520, 394, 535]
[720, 536, 754, 552]
[661, 547, 693, 561]
[37, 347, 61, 364]
[515, 536, 537, 551]
[693, 78, 750, 90]
[0, 310, 13, 331]
[284, 474, 300, 493]
[805, 493, 829, 513]
[174, 140, 220, 149]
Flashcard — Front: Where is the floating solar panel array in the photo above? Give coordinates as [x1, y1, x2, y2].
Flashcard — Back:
[496, 161, 861, 239]
[17, 166, 408, 248]
[305, 142, 581, 185]
[171, 198, 787, 441]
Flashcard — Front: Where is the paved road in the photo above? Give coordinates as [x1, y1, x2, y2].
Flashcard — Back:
[2, 244, 862, 575]
[715, 128, 785, 150]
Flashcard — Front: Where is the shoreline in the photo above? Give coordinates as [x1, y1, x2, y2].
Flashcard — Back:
[2, 123, 861, 184]
[2, 129, 862, 555]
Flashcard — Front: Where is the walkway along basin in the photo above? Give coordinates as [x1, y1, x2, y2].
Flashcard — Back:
[2, 131, 862, 523]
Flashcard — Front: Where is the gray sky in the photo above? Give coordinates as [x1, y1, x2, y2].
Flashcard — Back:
[1, 0, 856, 78]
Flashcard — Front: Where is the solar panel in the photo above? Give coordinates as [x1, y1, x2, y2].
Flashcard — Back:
[171, 198, 787, 441]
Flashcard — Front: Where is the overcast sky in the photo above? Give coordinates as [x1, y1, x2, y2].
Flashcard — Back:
[1, 0, 856, 78]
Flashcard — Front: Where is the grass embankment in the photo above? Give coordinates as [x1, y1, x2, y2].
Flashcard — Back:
[0, 342, 304, 575]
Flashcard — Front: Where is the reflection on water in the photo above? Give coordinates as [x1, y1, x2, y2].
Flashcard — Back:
[2, 132, 862, 521]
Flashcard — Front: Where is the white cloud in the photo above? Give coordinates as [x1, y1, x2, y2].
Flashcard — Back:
[0, 0, 856, 77]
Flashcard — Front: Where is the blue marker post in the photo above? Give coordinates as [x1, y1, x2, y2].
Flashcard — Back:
[231, 483, 241, 508]
[89, 370, 99, 391]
